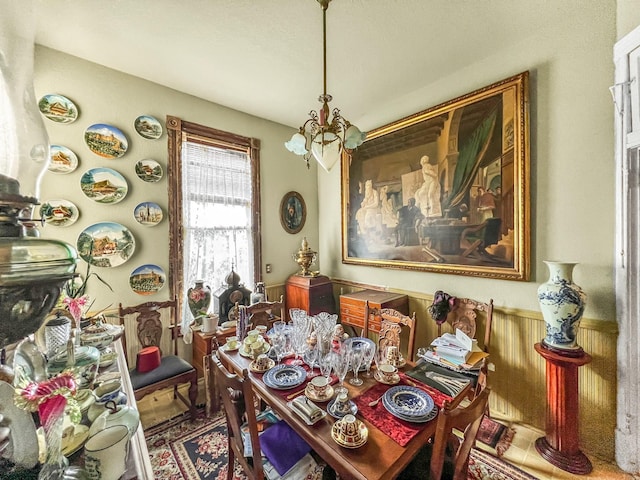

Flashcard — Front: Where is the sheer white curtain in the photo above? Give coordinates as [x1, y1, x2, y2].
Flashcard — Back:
[180, 139, 254, 336]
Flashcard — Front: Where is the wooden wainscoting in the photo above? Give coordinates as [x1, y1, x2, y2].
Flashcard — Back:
[330, 280, 618, 462]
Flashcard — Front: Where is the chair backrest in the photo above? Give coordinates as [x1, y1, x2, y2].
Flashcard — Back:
[211, 354, 264, 480]
[365, 302, 417, 361]
[430, 387, 491, 480]
[119, 298, 179, 362]
[245, 295, 285, 330]
[444, 297, 493, 354]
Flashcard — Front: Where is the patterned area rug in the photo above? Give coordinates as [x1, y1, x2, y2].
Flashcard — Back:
[144, 410, 537, 480]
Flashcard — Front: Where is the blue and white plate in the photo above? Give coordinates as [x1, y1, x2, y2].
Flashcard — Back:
[385, 404, 438, 424]
[263, 364, 306, 390]
[382, 385, 435, 419]
[266, 324, 292, 337]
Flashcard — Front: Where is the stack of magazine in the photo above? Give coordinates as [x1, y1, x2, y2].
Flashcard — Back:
[425, 328, 489, 370]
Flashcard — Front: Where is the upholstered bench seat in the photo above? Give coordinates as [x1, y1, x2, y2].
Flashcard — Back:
[130, 355, 194, 390]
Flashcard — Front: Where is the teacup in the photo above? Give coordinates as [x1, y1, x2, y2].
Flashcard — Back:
[336, 414, 360, 443]
[379, 363, 398, 382]
[333, 392, 350, 413]
[255, 353, 270, 370]
[93, 379, 122, 404]
[255, 325, 267, 335]
[251, 337, 265, 354]
[84, 425, 130, 480]
[226, 336, 239, 349]
[246, 329, 260, 343]
[386, 345, 400, 364]
[309, 375, 329, 397]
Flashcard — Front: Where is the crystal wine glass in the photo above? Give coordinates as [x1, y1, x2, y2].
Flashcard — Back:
[332, 348, 349, 395]
[348, 346, 364, 386]
[319, 351, 333, 381]
[361, 342, 376, 378]
[305, 346, 318, 378]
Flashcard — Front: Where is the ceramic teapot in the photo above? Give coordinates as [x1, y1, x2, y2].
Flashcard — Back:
[89, 400, 139, 439]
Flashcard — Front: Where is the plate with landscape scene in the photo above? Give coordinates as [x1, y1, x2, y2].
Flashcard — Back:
[38, 93, 79, 123]
[40, 199, 79, 227]
[135, 159, 163, 183]
[129, 264, 166, 295]
[134, 202, 163, 226]
[77, 222, 135, 268]
[80, 167, 128, 204]
[84, 123, 128, 159]
[134, 115, 163, 140]
[47, 145, 79, 174]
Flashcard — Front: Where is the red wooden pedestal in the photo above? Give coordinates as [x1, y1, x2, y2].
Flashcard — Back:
[534, 342, 593, 474]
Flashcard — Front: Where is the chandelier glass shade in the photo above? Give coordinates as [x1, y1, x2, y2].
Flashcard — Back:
[285, 0, 366, 172]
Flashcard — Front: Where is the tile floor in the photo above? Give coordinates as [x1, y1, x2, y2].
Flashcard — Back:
[137, 381, 638, 480]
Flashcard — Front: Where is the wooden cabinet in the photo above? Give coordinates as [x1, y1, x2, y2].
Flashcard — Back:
[192, 327, 237, 377]
[285, 274, 335, 320]
[339, 290, 409, 333]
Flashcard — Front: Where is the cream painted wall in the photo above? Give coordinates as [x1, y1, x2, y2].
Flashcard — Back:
[319, 2, 618, 321]
[617, 0, 640, 40]
[35, 46, 319, 310]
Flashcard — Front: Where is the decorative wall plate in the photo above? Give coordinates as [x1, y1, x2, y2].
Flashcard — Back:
[134, 202, 163, 226]
[134, 115, 163, 139]
[129, 264, 166, 295]
[80, 167, 128, 204]
[134, 159, 163, 183]
[38, 93, 79, 123]
[40, 199, 80, 227]
[84, 123, 128, 158]
[47, 145, 79, 174]
[77, 222, 135, 268]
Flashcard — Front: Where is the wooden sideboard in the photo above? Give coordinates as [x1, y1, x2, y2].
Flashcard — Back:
[285, 274, 336, 320]
[339, 290, 409, 334]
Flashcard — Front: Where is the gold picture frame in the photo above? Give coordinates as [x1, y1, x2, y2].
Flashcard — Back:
[341, 71, 530, 280]
[280, 191, 306, 234]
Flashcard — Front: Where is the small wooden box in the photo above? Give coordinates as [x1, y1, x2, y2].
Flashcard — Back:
[285, 274, 336, 320]
[339, 290, 409, 333]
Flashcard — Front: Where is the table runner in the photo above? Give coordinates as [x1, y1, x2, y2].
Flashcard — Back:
[352, 373, 453, 447]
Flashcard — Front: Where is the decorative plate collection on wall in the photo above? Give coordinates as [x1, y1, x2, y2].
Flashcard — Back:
[133, 202, 163, 227]
[84, 123, 128, 159]
[134, 115, 163, 140]
[39, 199, 80, 227]
[38, 93, 79, 124]
[134, 159, 163, 183]
[77, 222, 135, 268]
[47, 145, 79, 174]
[129, 264, 166, 295]
[80, 167, 128, 204]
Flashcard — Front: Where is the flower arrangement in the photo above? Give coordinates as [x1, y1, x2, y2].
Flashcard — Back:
[58, 263, 112, 328]
[428, 290, 457, 325]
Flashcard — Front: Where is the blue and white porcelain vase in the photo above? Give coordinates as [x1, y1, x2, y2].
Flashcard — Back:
[537, 261, 586, 351]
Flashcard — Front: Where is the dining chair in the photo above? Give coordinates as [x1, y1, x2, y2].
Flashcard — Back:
[118, 298, 198, 420]
[245, 295, 285, 330]
[442, 297, 494, 398]
[364, 301, 417, 361]
[211, 354, 265, 480]
[398, 387, 491, 480]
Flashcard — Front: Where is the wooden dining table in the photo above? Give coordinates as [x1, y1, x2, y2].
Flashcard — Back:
[217, 347, 471, 480]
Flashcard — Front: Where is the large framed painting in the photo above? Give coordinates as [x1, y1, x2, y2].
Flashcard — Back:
[342, 71, 530, 280]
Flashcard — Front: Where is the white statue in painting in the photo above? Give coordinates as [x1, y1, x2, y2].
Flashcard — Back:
[414, 155, 442, 218]
[355, 179, 380, 235]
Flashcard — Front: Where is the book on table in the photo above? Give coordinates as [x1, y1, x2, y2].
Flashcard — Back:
[430, 328, 489, 368]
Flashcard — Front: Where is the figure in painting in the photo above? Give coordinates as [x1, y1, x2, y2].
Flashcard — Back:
[414, 156, 442, 218]
[379, 185, 397, 233]
[285, 197, 301, 230]
[355, 179, 379, 235]
[477, 186, 496, 222]
[395, 198, 422, 246]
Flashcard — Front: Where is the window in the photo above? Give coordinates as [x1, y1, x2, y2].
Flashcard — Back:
[167, 116, 261, 332]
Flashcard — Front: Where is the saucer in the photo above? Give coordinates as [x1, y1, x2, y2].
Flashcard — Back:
[239, 342, 270, 358]
[374, 371, 401, 385]
[75, 388, 95, 413]
[61, 424, 90, 457]
[304, 384, 334, 402]
[389, 357, 406, 368]
[220, 343, 239, 352]
[249, 358, 275, 373]
[327, 398, 358, 419]
[331, 420, 368, 448]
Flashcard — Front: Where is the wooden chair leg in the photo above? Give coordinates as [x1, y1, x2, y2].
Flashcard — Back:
[188, 376, 198, 420]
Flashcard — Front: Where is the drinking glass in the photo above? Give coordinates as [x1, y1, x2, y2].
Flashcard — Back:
[319, 352, 333, 381]
[348, 346, 364, 386]
[290, 324, 307, 366]
[305, 346, 318, 378]
[332, 349, 349, 395]
[271, 333, 286, 364]
[361, 342, 376, 378]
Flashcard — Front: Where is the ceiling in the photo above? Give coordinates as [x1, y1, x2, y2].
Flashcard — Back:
[34, 1, 564, 133]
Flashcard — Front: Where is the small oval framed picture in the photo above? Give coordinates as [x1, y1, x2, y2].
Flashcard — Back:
[279, 191, 306, 234]
[129, 264, 166, 295]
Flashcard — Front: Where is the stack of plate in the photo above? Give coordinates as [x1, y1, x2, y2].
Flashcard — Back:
[262, 364, 306, 390]
[382, 385, 438, 423]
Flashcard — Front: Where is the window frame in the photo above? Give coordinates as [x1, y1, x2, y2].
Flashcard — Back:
[166, 115, 262, 311]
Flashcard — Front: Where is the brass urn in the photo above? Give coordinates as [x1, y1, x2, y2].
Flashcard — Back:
[292, 237, 317, 276]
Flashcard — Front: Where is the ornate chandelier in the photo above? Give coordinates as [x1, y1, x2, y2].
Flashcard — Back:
[285, 0, 366, 172]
